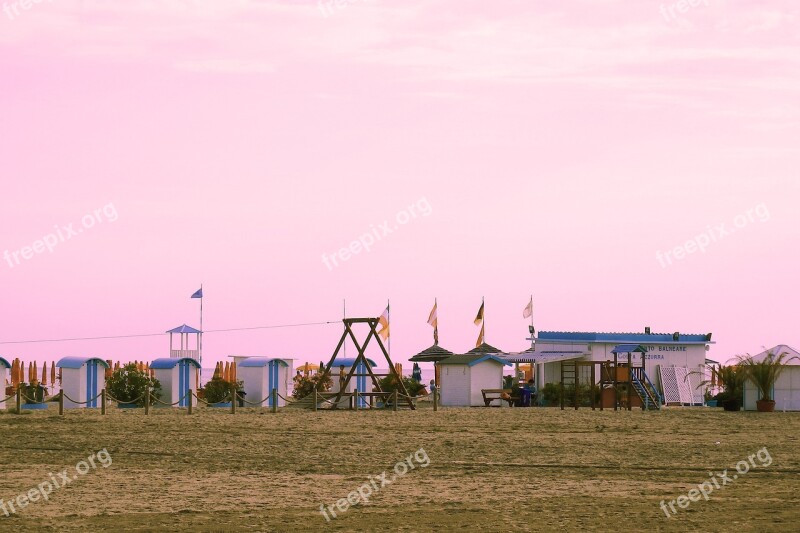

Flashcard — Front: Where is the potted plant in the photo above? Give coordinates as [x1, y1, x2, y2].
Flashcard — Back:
[106, 363, 162, 408]
[737, 349, 798, 412]
[690, 363, 744, 411]
[19, 381, 48, 409]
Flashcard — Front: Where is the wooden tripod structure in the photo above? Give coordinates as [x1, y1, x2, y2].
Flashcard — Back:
[318, 317, 415, 410]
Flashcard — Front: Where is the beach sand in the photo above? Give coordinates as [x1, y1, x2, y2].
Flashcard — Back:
[1, 404, 798, 532]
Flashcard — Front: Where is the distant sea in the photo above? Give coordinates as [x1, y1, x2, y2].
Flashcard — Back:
[200, 367, 439, 390]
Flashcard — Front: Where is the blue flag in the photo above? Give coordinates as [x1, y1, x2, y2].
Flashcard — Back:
[191, 288, 203, 299]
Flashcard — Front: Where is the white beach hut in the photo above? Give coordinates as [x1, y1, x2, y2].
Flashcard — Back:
[238, 357, 291, 407]
[329, 357, 377, 408]
[56, 356, 110, 409]
[438, 354, 511, 407]
[0, 357, 10, 409]
[150, 357, 200, 407]
[744, 345, 800, 411]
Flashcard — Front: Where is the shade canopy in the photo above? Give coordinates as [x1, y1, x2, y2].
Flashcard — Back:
[56, 356, 110, 369]
[498, 350, 587, 364]
[150, 357, 201, 370]
[409, 344, 454, 363]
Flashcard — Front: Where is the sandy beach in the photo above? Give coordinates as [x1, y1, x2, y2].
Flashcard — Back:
[1, 405, 798, 532]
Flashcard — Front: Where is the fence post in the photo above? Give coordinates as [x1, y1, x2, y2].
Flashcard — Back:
[16, 387, 22, 413]
[231, 389, 236, 414]
[58, 389, 64, 416]
[144, 389, 150, 415]
[353, 390, 358, 411]
[271, 388, 278, 414]
[433, 389, 438, 412]
[313, 389, 318, 412]
[393, 390, 398, 412]
[101, 389, 106, 415]
[187, 391, 193, 415]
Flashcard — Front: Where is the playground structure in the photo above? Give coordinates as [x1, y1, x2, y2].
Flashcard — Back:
[558, 344, 663, 410]
[311, 317, 416, 410]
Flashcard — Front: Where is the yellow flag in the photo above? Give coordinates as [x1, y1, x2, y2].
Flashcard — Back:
[428, 300, 439, 345]
[475, 323, 485, 348]
[473, 301, 484, 325]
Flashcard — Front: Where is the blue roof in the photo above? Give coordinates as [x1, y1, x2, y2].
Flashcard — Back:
[150, 357, 201, 369]
[612, 344, 649, 354]
[238, 357, 290, 368]
[166, 324, 201, 334]
[56, 356, 110, 369]
[331, 358, 377, 368]
[538, 331, 713, 343]
[0, 357, 10, 369]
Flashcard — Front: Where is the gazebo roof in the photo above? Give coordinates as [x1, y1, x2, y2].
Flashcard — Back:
[468, 342, 503, 355]
[409, 344, 455, 362]
[166, 324, 201, 334]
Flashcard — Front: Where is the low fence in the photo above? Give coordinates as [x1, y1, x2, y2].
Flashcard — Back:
[2, 388, 440, 415]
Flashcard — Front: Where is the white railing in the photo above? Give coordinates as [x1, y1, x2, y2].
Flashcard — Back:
[170, 350, 199, 360]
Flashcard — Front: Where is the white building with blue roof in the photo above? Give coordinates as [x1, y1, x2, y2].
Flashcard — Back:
[56, 356, 110, 409]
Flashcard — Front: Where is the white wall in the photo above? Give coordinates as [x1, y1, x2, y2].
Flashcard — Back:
[0, 367, 7, 409]
[62, 367, 83, 409]
[470, 362, 505, 406]
[440, 365, 470, 406]
[744, 368, 800, 411]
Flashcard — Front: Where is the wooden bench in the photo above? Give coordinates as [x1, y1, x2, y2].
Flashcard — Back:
[481, 388, 519, 407]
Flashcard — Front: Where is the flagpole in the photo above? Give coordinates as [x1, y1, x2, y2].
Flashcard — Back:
[387, 299, 391, 360]
[343, 298, 346, 360]
[200, 283, 203, 367]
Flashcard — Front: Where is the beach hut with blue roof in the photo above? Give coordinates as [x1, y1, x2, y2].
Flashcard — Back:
[238, 357, 291, 407]
[330, 357, 377, 408]
[0, 357, 10, 409]
[438, 352, 511, 407]
[56, 356, 110, 408]
[151, 357, 200, 407]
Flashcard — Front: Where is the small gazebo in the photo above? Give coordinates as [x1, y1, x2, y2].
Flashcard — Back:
[167, 324, 201, 364]
[410, 344, 454, 389]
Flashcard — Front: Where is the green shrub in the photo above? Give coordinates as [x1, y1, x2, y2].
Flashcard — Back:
[540, 382, 599, 407]
[292, 372, 333, 400]
[377, 375, 426, 397]
[106, 363, 162, 406]
[202, 377, 242, 404]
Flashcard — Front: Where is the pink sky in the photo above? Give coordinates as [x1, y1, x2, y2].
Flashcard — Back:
[1, 0, 798, 370]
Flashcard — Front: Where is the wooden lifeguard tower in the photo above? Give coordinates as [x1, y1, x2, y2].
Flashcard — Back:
[167, 324, 202, 365]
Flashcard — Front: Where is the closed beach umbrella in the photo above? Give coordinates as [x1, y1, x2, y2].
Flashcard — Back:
[42, 362, 48, 385]
[51, 361, 56, 385]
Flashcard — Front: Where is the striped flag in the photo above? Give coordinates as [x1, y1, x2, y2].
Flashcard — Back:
[476, 323, 485, 348]
[427, 300, 439, 345]
[377, 305, 390, 341]
[473, 301, 484, 325]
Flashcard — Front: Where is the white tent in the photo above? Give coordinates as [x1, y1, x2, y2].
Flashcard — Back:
[743, 345, 800, 411]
